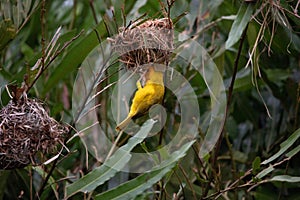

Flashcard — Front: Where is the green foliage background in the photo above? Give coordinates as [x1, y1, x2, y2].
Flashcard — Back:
[0, 0, 300, 199]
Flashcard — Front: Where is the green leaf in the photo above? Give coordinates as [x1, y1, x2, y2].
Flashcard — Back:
[269, 175, 300, 183]
[265, 69, 290, 82]
[232, 150, 248, 163]
[95, 166, 172, 200]
[94, 141, 194, 200]
[253, 186, 279, 200]
[252, 156, 261, 175]
[65, 120, 155, 198]
[0, 19, 16, 51]
[0, 171, 10, 200]
[256, 165, 274, 179]
[225, 3, 254, 49]
[261, 128, 300, 165]
[285, 145, 300, 158]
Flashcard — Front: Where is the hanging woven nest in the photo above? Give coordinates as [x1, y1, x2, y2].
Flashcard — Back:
[0, 97, 67, 169]
[109, 18, 174, 73]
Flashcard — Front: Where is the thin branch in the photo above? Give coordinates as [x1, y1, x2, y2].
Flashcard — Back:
[72, 34, 115, 123]
[40, 0, 46, 70]
[89, 0, 98, 24]
[207, 23, 250, 197]
[205, 156, 293, 199]
[225, 133, 237, 180]
[35, 158, 59, 199]
[295, 0, 300, 17]
[294, 83, 300, 130]
[173, 167, 186, 199]
[179, 164, 197, 200]
[167, 0, 176, 19]
[30, 167, 33, 200]
[192, 144, 209, 180]
[69, 0, 77, 29]
[34, 122, 78, 199]
[27, 30, 84, 92]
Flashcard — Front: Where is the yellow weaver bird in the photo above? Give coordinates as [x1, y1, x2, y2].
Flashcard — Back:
[116, 66, 165, 131]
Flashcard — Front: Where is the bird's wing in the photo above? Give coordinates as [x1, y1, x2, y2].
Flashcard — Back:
[133, 85, 164, 114]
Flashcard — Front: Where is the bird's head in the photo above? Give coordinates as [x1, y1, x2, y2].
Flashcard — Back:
[145, 66, 164, 85]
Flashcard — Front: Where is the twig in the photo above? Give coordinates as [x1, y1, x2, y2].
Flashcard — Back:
[225, 133, 237, 179]
[69, 0, 77, 29]
[35, 157, 59, 199]
[205, 155, 293, 199]
[212, 23, 249, 168]
[173, 167, 186, 198]
[29, 30, 82, 198]
[105, 130, 124, 161]
[111, 9, 119, 34]
[205, 23, 249, 197]
[295, 0, 300, 17]
[191, 144, 209, 180]
[294, 83, 300, 130]
[167, 0, 176, 19]
[15, 1, 40, 35]
[73, 33, 114, 123]
[89, 0, 98, 24]
[30, 167, 33, 200]
[34, 124, 77, 199]
[204, 172, 255, 199]
[121, 6, 126, 27]
[40, 0, 46, 70]
[158, 0, 168, 17]
[27, 29, 83, 92]
[156, 178, 164, 200]
[179, 164, 197, 200]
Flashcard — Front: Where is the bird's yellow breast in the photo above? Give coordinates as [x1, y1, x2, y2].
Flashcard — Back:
[128, 82, 165, 117]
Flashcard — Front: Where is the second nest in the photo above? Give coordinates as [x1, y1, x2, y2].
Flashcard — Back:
[0, 98, 67, 169]
[109, 18, 174, 72]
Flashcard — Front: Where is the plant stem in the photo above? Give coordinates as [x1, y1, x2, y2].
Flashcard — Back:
[204, 23, 249, 198]
[40, 0, 46, 70]
[35, 158, 58, 199]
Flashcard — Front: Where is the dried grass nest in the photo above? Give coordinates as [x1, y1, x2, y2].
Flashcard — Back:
[109, 18, 174, 72]
[0, 98, 67, 170]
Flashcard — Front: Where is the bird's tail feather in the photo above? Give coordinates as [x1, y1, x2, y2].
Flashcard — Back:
[115, 116, 132, 131]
